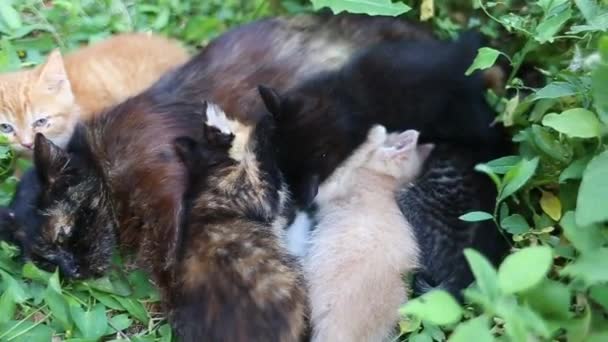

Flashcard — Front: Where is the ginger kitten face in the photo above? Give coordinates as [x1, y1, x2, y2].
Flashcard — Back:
[0, 50, 77, 155]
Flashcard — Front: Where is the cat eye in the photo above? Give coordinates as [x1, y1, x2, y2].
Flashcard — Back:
[0, 124, 13, 134]
[33, 118, 49, 128]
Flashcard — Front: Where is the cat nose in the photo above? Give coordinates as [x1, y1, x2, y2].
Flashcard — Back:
[20, 142, 33, 149]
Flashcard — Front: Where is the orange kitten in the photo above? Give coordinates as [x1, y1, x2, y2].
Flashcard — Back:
[0, 33, 189, 154]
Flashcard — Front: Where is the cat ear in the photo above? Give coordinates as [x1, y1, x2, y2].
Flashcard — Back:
[383, 130, 420, 159]
[37, 50, 72, 96]
[296, 174, 320, 208]
[33, 133, 69, 184]
[258, 85, 283, 119]
[203, 123, 234, 149]
[367, 125, 388, 146]
[173, 137, 199, 172]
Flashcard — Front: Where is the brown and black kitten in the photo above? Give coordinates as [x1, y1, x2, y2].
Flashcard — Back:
[169, 106, 306, 341]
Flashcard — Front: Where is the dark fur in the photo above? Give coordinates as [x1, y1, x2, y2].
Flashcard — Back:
[261, 32, 511, 297]
[169, 114, 307, 341]
[15, 13, 433, 280]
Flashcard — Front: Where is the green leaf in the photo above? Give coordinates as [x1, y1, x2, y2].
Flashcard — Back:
[561, 211, 605, 253]
[465, 47, 501, 75]
[592, 60, 608, 123]
[560, 156, 591, 183]
[534, 7, 572, 43]
[69, 302, 108, 340]
[127, 269, 156, 299]
[561, 247, 608, 285]
[448, 316, 493, 342]
[90, 291, 125, 311]
[533, 82, 578, 100]
[399, 290, 462, 325]
[113, 296, 149, 324]
[0, 291, 16, 324]
[311, 0, 411, 16]
[463, 249, 500, 300]
[159, 324, 173, 342]
[590, 284, 608, 311]
[0, 321, 53, 342]
[523, 279, 571, 320]
[0, 270, 29, 303]
[500, 214, 529, 234]
[84, 275, 131, 297]
[107, 314, 132, 333]
[499, 157, 539, 201]
[459, 211, 494, 222]
[44, 285, 72, 331]
[22, 263, 53, 283]
[542, 108, 601, 138]
[484, 155, 522, 174]
[498, 246, 553, 294]
[0, 3, 22, 30]
[576, 151, 608, 226]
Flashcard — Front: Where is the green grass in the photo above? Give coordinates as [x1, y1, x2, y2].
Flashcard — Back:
[1, 0, 608, 341]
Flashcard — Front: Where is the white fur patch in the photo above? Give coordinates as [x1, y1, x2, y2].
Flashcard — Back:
[285, 211, 313, 258]
[204, 102, 252, 161]
[205, 102, 232, 134]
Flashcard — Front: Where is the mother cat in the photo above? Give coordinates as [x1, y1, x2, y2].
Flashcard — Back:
[7, 13, 440, 340]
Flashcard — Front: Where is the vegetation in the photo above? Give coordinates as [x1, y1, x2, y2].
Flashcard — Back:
[0, 0, 607, 341]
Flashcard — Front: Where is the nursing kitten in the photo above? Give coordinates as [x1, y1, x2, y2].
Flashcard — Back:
[169, 107, 306, 341]
[0, 33, 189, 154]
[307, 125, 432, 342]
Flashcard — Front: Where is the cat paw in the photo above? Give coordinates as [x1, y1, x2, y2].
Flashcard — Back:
[368, 125, 387, 145]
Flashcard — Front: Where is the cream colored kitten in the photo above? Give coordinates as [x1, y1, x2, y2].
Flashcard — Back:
[306, 125, 433, 342]
[0, 33, 189, 155]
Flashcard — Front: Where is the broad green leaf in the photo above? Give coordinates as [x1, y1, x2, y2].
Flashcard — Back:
[127, 269, 157, 299]
[0, 3, 22, 30]
[459, 211, 494, 222]
[409, 332, 433, 342]
[107, 314, 132, 333]
[463, 249, 500, 300]
[84, 275, 131, 296]
[90, 290, 125, 311]
[44, 285, 72, 331]
[590, 285, 608, 311]
[531, 124, 573, 163]
[542, 108, 601, 138]
[540, 190, 562, 220]
[592, 60, 608, 123]
[532, 82, 578, 100]
[399, 290, 462, 325]
[499, 157, 539, 201]
[561, 211, 605, 253]
[534, 7, 572, 43]
[573, 0, 608, 32]
[465, 47, 501, 75]
[483, 155, 522, 174]
[498, 246, 553, 294]
[0, 321, 53, 342]
[0, 291, 16, 324]
[561, 248, 608, 285]
[22, 262, 53, 283]
[559, 156, 591, 183]
[0, 270, 29, 303]
[159, 324, 173, 342]
[311, 0, 411, 16]
[70, 302, 108, 340]
[576, 151, 608, 226]
[113, 296, 149, 324]
[523, 279, 571, 320]
[448, 316, 493, 342]
[500, 214, 529, 234]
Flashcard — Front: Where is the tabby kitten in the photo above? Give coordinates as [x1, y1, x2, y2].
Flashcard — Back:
[170, 106, 306, 341]
[0, 33, 189, 154]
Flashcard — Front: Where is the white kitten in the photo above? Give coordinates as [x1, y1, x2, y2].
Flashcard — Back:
[306, 125, 434, 342]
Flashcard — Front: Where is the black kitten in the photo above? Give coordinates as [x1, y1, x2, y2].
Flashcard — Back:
[260, 31, 506, 206]
[260, 31, 511, 298]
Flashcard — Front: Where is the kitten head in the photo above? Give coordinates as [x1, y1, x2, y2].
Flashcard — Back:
[0, 50, 78, 155]
[365, 129, 434, 181]
[25, 132, 115, 278]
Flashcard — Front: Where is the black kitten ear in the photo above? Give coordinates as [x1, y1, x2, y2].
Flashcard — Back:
[33, 133, 68, 184]
[203, 124, 234, 149]
[258, 85, 283, 118]
[297, 174, 320, 208]
[173, 137, 199, 170]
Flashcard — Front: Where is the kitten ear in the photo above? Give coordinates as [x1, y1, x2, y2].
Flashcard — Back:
[383, 130, 420, 159]
[173, 137, 199, 171]
[418, 143, 435, 161]
[258, 85, 283, 119]
[367, 125, 388, 145]
[203, 124, 234, 149]
[33, 133, 69, 184]
[37, 50, 72, 96]
[296, 174, 320, 208]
